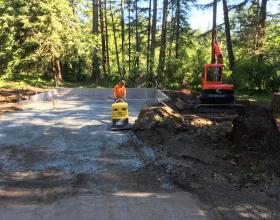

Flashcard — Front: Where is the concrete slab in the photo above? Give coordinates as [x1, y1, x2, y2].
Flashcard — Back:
[0, 90, 210, 220]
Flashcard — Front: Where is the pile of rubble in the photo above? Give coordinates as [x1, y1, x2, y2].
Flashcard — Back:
[134, 103, 280, 152]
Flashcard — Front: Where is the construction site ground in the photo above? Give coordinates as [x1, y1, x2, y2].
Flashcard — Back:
[0, 89, 212, 220]
[134, 90, 280, 220]
[0, 88, 280, 220]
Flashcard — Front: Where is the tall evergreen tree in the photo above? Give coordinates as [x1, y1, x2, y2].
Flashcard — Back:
[222, 0, 235, 70]
[149, 0, 157, 79]
[157, 0, 168, 79]
[110, 0, 121, 75]
[92, 0, 101, 81]
[99, 0, 107, 74]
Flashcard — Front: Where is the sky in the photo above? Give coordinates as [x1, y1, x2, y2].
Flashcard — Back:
[189, 0, 280, 31]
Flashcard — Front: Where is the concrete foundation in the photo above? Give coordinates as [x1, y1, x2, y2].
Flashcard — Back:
[19, 88, 169, 103]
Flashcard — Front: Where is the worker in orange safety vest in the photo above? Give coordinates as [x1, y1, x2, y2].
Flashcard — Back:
[113, 80, 127, 101]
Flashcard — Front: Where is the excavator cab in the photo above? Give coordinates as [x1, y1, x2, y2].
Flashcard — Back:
[200, 63, 234, 104]
[206, 65, 222, 82]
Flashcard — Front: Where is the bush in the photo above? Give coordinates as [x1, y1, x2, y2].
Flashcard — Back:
[233, 59, 280, 92]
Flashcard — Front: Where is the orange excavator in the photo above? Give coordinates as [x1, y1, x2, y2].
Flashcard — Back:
[200, 37, 234, 104]
[200, 0, 234, 104]
[176, 0, 243, 112]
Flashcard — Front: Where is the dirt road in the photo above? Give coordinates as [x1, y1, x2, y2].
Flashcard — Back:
[0, 96, 212, 219]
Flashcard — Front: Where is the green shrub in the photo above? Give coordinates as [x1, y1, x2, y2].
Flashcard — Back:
[233, 59, 279, 92]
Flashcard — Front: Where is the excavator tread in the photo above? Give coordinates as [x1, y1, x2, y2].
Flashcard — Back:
[176, 97, 245, 113]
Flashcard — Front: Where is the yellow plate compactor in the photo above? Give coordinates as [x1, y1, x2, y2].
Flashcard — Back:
[111, 101, 132, 130]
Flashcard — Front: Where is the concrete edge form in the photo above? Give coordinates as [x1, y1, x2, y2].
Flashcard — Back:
[19, 89, 59, 104]
[19, 88, 170, 104]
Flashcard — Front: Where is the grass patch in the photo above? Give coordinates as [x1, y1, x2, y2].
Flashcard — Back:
[0, 76, 101, 89]
[0, 75, 54, 89]
[0, 79, 36, 90]
[235, 90, 272, 107]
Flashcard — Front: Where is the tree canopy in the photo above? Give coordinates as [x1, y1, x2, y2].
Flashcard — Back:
[0, 0, 279, 91]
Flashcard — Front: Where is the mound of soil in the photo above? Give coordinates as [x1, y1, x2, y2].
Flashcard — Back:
[134, 90, 280, 219]
[231, 106, 280, 152]
[133, 106, 184, 131]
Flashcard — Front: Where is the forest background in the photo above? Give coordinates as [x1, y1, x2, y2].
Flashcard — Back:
[0, 0, 279, 95]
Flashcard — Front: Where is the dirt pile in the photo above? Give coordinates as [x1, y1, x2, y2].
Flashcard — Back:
[134, 98, 280, 219]
[231, 106, 280, 152]
[137, 90, 280, 153]
[133, 106, 184, 131]
[134, 105, 233, 142]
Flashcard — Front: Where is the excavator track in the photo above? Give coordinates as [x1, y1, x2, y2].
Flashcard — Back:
[176, 97, 244, 113]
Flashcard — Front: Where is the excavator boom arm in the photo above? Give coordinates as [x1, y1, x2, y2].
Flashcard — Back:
[212, 39, 223, 64]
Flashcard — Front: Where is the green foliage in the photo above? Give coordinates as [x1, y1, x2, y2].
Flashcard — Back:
[229, 3, 280, 92]
[0, 0, 92, 81]
[264, 15, 280, 68]
[235, 90, 272, 107]
[0, 0, 279, 92]
[163, 31, 209, 90]
[233, 59, 279, 92]
[250, 161, 267, 176]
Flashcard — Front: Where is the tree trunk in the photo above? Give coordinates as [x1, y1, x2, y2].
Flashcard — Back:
[104, 0, 110, 73]
[257, 0, 267, 63]
[253, 0, 260, 52]
[149, 0, 157, 81]
[128, 0, 131, 74]
[211, 0, 217, 64]
[175, 0, 180, 59]
[146, 0, 152, 75]
[53, 57, 62, 87]
[121, 0, 125, 76]
[157, 0, 168, 80]
[167, 2, 175, 62]
[71, 0, 75, 13]
[99, 0, 107, 74]
[135, 0, 140, 69]
[109, 1, 121, 75]
[272, 93, 280, 114]
[222, 0, 235, 70]
[92, 0, 101, 81]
